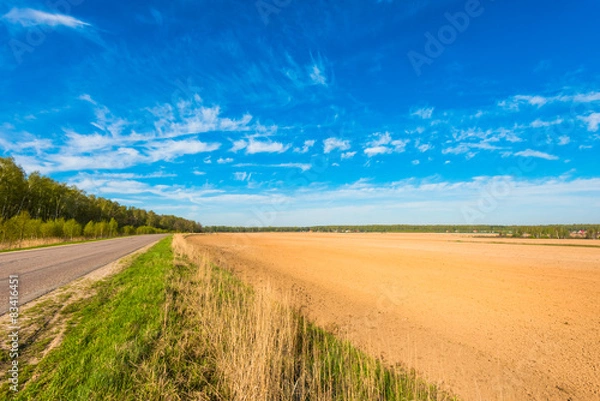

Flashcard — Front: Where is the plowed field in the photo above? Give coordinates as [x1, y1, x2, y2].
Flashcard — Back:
[187, 233, 600, 401]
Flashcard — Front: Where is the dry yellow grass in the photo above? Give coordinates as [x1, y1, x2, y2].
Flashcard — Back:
[172, 234, 452, 401]
[0, 237, 66, 251]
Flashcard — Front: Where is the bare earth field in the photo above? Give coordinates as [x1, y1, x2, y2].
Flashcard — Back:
[187, 233, 600, 401]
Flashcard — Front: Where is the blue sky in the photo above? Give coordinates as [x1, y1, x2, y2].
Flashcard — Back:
[1, 0, 599, 226]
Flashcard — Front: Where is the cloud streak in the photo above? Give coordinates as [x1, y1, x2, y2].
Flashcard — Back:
[2, 8, 90, 28]
[514, 149, 559, 160]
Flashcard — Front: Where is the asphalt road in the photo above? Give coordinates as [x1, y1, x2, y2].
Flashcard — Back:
[0, 234, 169, 315]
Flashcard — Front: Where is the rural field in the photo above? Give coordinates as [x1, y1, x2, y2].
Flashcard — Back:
[187, 232, 600, 401]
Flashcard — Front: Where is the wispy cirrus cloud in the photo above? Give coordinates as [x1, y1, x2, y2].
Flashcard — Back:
[411, 107, 434, 119]
[233, 171, 250, 181]
[68, 173, 223, 201]
[442, 142, 502, 157]
[234, 162, 312, 172]
[513, 149, 559, 160]
[230, 138, 290, 154]
[146, 138, 221, 161]
[16, 147, 146, 174]
[309, 64, 327, 86]
[150, 96, 254, 138]
[15, 135, 221, 173]
[1, 8, 91, 28]
[0, 132, 54, 154]
[499, 91, 600, 110]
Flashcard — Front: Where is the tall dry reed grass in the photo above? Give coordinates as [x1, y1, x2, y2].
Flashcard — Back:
[171, 235, 454, 401]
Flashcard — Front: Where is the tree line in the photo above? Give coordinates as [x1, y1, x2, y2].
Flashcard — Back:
[0, 157, 202, 247]
[204, 224, 599, 239]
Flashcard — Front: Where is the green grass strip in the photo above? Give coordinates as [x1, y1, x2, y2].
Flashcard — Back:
[11, 237, 173, 401]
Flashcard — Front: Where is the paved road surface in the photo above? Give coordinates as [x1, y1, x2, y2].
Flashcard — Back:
[0, 234, 168, 315]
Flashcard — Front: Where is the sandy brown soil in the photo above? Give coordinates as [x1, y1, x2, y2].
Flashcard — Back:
[187, 233, 600, 401]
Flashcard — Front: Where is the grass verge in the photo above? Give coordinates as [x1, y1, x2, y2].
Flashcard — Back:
[1, 235, 457, 400]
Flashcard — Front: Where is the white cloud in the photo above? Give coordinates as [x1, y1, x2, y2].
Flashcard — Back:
[234, 162, 312, 172]
[20, 147, 146, 174]
[217, 157, 234, 164]
[230, 139, 289, 154]
[442, 142, 502, 156]
[369, 132, 393, 147]
[246, 139, 289, 154]
[514, 95, 548, 107]
[341, 151, 356, 159]
[417, 143, 432, 152]
[230, 139, 248, 152]
[364, 146, 390, 157]
[151, 99, 253, 138]
[147, 139, 220, 161]
[0, 135, 53, 154]
[323, 137, 351, 153]
[220, 113, 253, 131]
[497, 99, 519, 111]
[65, 131, 115, 151]
[557, 136, 570, 146]
[572, 92, 600, 103]
[274, 163, 312, 172]
[412, 107, 434, 119]
[68, 174, 223, 202]
[294, 139, 316, 154]
[364, 132, 409, 157]
[390, 139, 408, 152]
[309, 64, 327, 86]
[411, 160, 420, 165]
[1, 8, 90, 28]
[192, 170, 206, 176]
[579, 113, 600, 132]
[501, 91, 600, 110]
[233, 172, 250, 181]
[530, 118, 563, 128]
[74, 99, 129, 138]
[78, 94, 96, 105]
[56, 171, 175, 180]
[513, 149, 559, 160]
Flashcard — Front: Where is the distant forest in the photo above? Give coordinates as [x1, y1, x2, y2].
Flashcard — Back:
[205, 224, 599, 240]
[0, 157, 202, 247]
